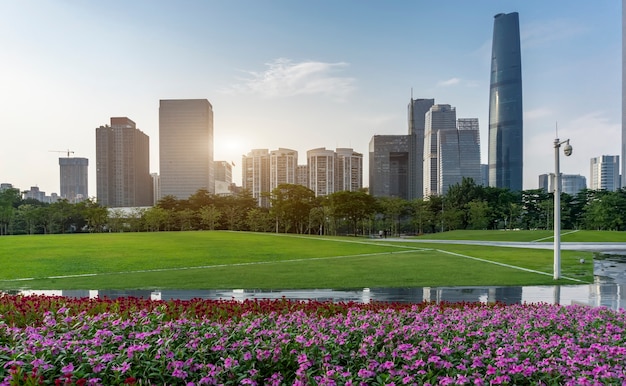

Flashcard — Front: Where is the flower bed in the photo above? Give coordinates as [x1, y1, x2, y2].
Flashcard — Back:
[0, 295, 625, 385]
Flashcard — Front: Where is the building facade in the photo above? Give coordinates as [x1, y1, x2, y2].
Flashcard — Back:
[408, 98, 435, 199]
[423, 104, 457, 197]
[151, 173, 161, 205]
[270, 148, 298, 190]
[96, 117, 152, 207]
[59, 157, 88, 203]
[590, 155, 620, 191]
[307, 147, 336, 197]
[296, 165, 308, 188]
[242, 149, 270, 207]
[488, 12, 523, 191]
[369, 135, 410, 199]
[437, 118, 481, 195]
[335, 148, 363, 192]
[539, 173, 587, 195]
[159, 99, 214, 200]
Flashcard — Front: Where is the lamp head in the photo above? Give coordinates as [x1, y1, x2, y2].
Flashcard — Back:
[563, 141, 572, 157]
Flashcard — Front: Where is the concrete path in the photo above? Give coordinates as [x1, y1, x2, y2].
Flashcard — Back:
[385, 238, 626, 253]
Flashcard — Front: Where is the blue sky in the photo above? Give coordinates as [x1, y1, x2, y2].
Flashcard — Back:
[0, 1, 621, 196]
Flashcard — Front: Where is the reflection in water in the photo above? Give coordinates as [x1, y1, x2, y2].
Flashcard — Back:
[5, 254, 625, 310]
[5, 284, 622, 311]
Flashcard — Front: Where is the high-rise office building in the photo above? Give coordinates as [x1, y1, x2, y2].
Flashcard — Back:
[369, 135, 410, 199]
[437, 118, 481, 195]
[159, 99, 214, 199]
[151, 173, 161, 205]
[335, 148, 363, 192]
[59, 157, 88, 203]
[270, 148, 298, 190]
[242, 149, 270, 207]
[539, 173, 586, 195]
[480, 164, 489, 186]
[423, 104, 457, 197]
[214, 161, 233, 196]
[96, 117, 152, 207]
[214, 161, 233, 185]
[590, 155, 620, 191]
[488, 12, 523, 191]
[408, 98, 435, 199]
[307, 148, 336, 197]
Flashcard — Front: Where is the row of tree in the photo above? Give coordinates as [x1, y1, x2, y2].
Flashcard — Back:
[2, 178, 626, 236]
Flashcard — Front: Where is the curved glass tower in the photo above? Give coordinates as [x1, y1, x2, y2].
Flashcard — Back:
[488, 12, 523, 191]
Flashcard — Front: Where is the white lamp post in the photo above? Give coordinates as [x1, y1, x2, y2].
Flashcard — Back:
[553, 138, 572, 280]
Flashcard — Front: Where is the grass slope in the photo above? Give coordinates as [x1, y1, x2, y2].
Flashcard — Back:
[0, 231, 594, 290]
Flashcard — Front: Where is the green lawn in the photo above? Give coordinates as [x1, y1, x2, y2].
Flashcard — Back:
[0, 231, 595, 290]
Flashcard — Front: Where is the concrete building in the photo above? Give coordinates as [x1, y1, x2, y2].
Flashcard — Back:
[488, 12, 523, 191]
[296, 165, 308, 188]
[369, 135, 410, 199]
[539, 173, 587, 195]
[242, 149, 270, 207]
[437, 118, 481, 195]
[270, 148, 298, 190]
[59, 157, 88, 203]
[159, 99, 214, 200]
[23, 186, 58, 203]
[96, 117, 152, 207]
[335, 148, 363, 192]
[590, 155, 620, 191]
[480, 164, 489, 186]
[214, 161, 233, 185]
[307, 147, 336, 197]
[151, 173, 161, 204]
[408, 98, 435, 199]
[423, 104, 457, 197]
[214, 161, 233, 196]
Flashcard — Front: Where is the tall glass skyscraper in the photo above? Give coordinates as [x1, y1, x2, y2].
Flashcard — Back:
[407, 98, 434, 200]
[488, 12, 523, 191]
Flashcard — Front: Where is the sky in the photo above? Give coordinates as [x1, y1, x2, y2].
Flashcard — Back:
[0, 1, 621, 197]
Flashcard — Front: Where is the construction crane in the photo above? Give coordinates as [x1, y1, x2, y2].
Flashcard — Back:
[49, 149, 75, 157]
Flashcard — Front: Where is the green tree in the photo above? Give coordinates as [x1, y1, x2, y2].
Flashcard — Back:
[143, 207, 168, 232]
[466, 200, 490, 230]
[245, 207, 273, 232]
[270, 184, 317, 234]
[329, 190, 376, 236]
[375, 196, 408, 236]
[0, 188, 21, 235]
[199, 205, 222, 230]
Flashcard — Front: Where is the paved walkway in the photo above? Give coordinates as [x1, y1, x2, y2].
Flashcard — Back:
[384, 238, 626, 253]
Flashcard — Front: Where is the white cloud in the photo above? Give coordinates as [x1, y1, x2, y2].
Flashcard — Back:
[224, 58, 355, 100]
[437, 77, 461, 87]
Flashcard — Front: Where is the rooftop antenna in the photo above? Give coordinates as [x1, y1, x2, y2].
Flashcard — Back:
[555, 122, 559, 138]
[49, 149, 75, 157]
[410, 87, 413, 100]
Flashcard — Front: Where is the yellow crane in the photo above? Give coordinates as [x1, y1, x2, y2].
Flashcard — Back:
[49, 149, 75, 157]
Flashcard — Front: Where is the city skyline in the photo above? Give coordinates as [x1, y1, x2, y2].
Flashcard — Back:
[0, 1, 620, 197]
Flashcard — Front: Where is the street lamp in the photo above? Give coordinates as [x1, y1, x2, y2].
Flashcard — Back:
[553, 138, 572, 280]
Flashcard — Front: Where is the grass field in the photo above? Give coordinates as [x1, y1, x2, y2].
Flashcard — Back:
[0, 230, 596, 290]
